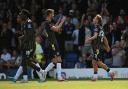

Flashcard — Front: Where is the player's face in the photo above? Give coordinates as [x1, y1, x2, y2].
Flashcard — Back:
[93, 17, 98, 25]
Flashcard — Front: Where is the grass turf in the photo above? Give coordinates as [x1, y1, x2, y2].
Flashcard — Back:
[0, 80, 128, 89]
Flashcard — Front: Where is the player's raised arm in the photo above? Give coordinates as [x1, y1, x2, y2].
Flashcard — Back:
[51, 16, 66, 32]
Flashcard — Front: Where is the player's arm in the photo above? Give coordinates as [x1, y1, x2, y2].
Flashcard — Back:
[103, 36, 110, 52]
[55, 16, 62, 26]
[51, 16, 66, 32]
[86, 32, 98, 43]
[89, 32, 98, 41]
[19, 35, 24, 39]
[86, 27, 99, 43]
[80, 14, 85, 28]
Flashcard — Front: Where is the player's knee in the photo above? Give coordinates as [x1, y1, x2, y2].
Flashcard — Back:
[97, 61, 103, 67]
[92, 59, 97, 64]
[57, 56, 62, 62]
[52, 58, 58, 63]
[92, 59, 98, 66]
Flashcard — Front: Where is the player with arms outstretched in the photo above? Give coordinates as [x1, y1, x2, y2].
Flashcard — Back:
[41, 9, 66, 81]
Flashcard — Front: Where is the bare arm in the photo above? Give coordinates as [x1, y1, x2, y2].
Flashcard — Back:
[80, 14, 85, 28]
[85, 32, 98, 43]
[51, 16, 66, 32]
[55, 16, 62, 26]
[103, 36, 110, 52]
[89, 32, 98, 41]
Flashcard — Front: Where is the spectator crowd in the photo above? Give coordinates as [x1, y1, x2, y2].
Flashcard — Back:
[0, 0, 128, 75]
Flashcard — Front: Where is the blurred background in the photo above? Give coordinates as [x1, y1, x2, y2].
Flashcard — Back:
[0, 0, 128, 77]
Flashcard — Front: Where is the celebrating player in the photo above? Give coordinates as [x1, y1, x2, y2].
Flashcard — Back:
[86, 14, 115, 81]
[41, 9, 66, 81]
[13, 9, 44, 83]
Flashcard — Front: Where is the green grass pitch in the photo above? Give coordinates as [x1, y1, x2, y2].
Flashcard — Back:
[0, 80, 128, 89]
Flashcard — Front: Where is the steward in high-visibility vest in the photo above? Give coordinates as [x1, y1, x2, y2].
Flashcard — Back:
[35, 36, 44, 63]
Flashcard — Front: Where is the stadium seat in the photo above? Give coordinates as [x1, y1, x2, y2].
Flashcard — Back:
[64, 52, 78, 68]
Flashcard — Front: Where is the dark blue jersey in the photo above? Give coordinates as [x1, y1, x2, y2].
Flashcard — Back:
[21, 19, 35, 50]
[92, 25, 104, 50]
[42, 20, 58, 50]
